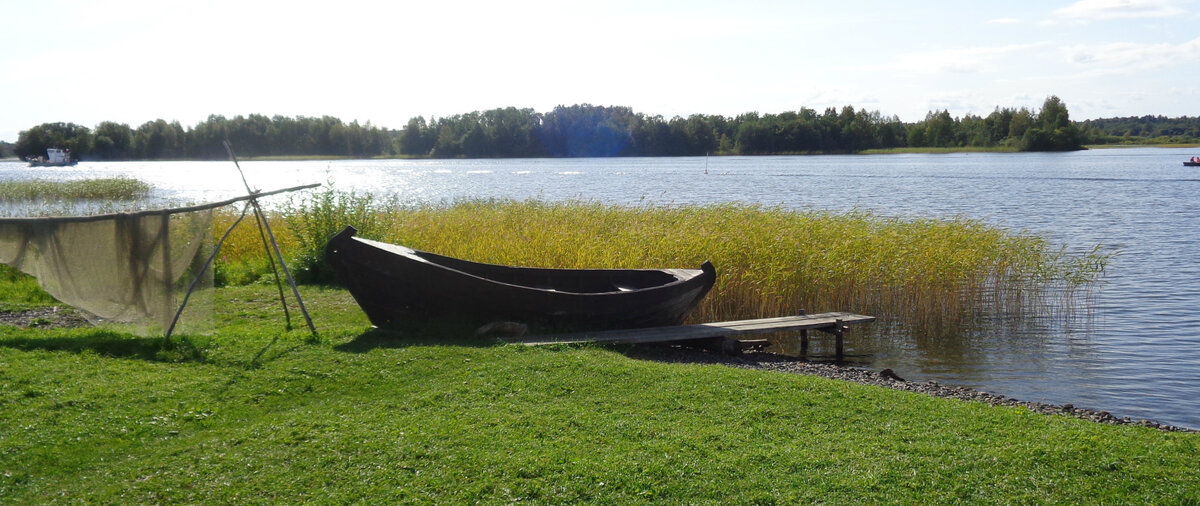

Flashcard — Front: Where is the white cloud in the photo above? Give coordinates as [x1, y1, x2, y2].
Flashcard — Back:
[803, 90, 883, 110]
[1063, 36, 1200, 76]
[1054, 0, 1184, 20]
[867, 43, 1045, 74]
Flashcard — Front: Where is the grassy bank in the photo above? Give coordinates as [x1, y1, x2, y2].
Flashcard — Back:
[4, 194, 1168, 502]
[859, 146, 1021, 154]
[1085, 142, 1200, 149]
[0, 284, 1197, 502]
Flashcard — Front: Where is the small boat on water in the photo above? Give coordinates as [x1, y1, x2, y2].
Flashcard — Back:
[1185, 161, 1200, 167]
[325, 226, 716, 331]
[26, 148, 78, 167]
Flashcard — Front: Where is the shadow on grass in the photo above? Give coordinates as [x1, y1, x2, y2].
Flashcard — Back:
[0, 329, 207, 363]
[243, 335, 308, 370]
[334, 321, 497, 353]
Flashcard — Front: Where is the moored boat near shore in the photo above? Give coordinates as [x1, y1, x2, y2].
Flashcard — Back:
[325, 226, 716, 331]
[26, 148, 78, 167]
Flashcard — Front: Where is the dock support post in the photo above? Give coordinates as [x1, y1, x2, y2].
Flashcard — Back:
[834, 319, 844, 360]
[797, 309, 809, 356]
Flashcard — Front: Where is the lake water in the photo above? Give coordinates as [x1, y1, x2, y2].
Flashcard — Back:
[3, 147, 1199, 429]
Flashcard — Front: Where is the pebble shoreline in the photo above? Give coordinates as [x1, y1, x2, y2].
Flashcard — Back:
[625, 344, 1197, 433]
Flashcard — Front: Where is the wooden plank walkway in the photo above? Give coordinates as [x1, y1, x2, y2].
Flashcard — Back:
[505, 311, 875, 358]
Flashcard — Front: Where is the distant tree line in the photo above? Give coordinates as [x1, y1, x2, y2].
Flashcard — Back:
[12, 115, 394, 161]
[14, 96, 1193, 161]
[906, 96, 1083, 151]
[395, 101, 1079, 156]
[1078, 115, 1200, 145]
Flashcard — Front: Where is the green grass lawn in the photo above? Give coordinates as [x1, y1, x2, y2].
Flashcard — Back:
[2, 284, 1197, 503]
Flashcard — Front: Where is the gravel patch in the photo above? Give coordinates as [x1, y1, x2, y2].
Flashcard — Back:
[0, 307, 91, 329]
[624, 343, 1197, 433]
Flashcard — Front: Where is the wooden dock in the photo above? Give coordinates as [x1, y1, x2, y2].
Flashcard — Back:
[505, 311, 875, 359]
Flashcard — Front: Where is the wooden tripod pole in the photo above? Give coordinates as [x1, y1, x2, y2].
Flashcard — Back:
[224, 141, 317, 337]
[165, 184, 322, 339]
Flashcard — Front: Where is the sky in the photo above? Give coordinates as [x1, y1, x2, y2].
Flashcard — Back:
[3, 0, 1199, 143]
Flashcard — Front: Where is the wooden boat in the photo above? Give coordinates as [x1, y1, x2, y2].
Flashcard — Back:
[325, 226, 716, 331]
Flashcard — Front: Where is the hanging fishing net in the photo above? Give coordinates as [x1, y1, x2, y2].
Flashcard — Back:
[0, 209, 214, 336]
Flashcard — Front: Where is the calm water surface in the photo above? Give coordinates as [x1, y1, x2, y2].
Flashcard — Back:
[3, 147, 1198, 429]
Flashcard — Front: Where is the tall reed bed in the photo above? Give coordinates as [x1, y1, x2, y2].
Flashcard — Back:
[0, 178, 154, 217]
[213, 187, 1106, 331]
[0, 178, 151, 201]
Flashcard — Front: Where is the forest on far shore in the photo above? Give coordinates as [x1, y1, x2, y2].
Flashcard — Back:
[6, 95, 1199, 161]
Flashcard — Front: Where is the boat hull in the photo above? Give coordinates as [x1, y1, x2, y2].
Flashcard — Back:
[26, 148, 78, 167]
[1185, 161, 1200, 167]
[325, 227, 716, 331]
